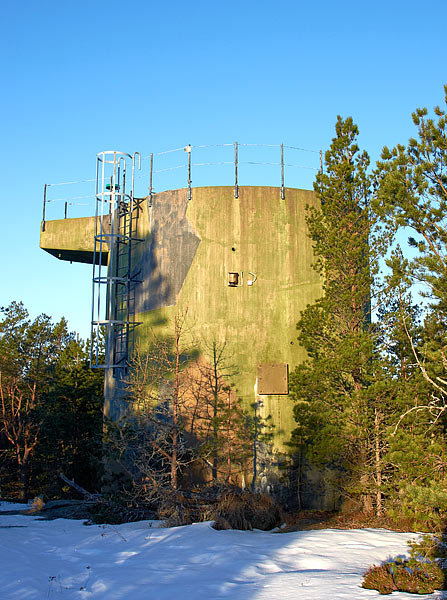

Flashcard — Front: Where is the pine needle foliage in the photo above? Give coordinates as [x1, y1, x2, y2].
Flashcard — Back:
[290, 117, 393, 515]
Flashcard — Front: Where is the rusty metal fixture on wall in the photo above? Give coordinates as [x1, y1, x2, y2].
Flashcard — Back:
[228, 272, 239, 287]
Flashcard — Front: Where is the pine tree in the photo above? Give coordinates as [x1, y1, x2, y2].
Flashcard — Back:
[377, 85, 447, 314]
[368, 265, 426, 520]
[35, 335, 104, 494]
[290, 117, 392, 515]
[0, 302, 76, 499]
[375, 85, 447, 525]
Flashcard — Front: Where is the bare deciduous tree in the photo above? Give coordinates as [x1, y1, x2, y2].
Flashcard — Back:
[0, 372, 40, 500]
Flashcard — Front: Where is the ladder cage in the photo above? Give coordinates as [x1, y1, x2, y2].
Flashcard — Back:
[90, 150, 142, 371]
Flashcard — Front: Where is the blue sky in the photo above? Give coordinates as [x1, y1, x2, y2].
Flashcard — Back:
[2, 0, 446, 339]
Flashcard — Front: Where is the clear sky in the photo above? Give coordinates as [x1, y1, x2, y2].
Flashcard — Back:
[2, 0, 446, 339]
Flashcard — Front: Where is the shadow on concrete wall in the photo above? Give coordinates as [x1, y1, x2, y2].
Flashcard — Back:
[136, 191, 200, 314]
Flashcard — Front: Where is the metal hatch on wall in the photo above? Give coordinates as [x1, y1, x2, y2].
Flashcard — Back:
[257, 363, 289, 395]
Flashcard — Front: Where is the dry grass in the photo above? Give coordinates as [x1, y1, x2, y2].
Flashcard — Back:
[280, 509, 436, 533]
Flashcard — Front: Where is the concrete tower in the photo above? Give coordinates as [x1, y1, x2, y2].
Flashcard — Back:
[40, 150, 337, 506]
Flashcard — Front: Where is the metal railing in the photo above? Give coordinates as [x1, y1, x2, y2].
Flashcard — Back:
[41, 142, 321, 226]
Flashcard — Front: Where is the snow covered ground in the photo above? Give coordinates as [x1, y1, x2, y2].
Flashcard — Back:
[1, 504, 446, 599]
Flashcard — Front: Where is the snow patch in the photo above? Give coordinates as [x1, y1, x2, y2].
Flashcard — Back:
[0, 510, 446, 599]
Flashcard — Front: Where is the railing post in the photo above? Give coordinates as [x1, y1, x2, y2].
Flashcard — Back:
[149, 152, 153, 207]
[234, 141, 239, 198]
[185, 145, 192, 200]
[41, 183, 47, 232]
[280, 143, 285, 199]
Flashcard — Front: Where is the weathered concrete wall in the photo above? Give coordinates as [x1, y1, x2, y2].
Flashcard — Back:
[126, 186, 322, 453]
[39, 187, 322, 453]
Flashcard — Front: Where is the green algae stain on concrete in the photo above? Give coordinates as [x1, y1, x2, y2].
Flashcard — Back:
[133, 186, 322, 452]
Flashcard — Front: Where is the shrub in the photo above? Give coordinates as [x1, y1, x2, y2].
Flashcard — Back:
[362, 564, 395, 595]
[212, 489, 282, 531]
[362, 560, 444, 595]
[88, 494, 156, 524]
[158, 496, 215, 527]
[362, 534, 447, 595]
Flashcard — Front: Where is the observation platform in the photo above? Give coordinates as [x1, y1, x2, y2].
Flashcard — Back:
[40, 216, 108, 265]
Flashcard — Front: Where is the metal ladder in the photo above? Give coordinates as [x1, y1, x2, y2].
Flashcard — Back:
[90, 150, 141, 373]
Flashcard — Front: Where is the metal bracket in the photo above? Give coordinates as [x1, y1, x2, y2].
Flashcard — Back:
[247, 272, 257, 286]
